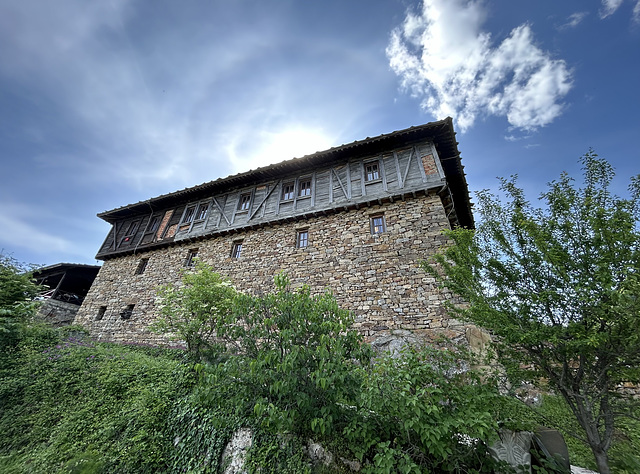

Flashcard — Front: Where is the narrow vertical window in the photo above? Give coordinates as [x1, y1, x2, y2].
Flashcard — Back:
[231, 241, 243, 259]
[95, 305, 107, 321]
[298, 179, 312, 197]
[238, 193, 251, 211]
[282, 182, 295, 200]
[370, 215, 386, 235]
[135, 258, 149, 275]
[365, 162, 380, 182]
[196, 203, 209, 221]
[296, 230, 309, 248]
[183, 206, 196, 224]
[120, 304, 134, 320]
[148, 216, 160, 233]
[185, 249, 198, 267]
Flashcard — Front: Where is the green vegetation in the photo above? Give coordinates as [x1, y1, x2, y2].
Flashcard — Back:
[2, 246, 638, 472]
[426, 151, 640, 473]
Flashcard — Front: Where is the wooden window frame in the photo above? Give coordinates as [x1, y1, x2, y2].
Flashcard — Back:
[238, 193, 252, 212]
[282, 182, 295, 201]
[120, 220, 140, 246]
[364, 161, 381, 183]
[296, 229, 309, 248]
[370, 214, 386, 235]
[231, 241, 243, 259]
[184, 248, 199, 268]
[298, 178, 312, 198]
[195, 202, 209, 221]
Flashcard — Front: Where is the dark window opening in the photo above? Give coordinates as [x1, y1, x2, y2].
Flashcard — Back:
[148, 216, 160, 233]
[298, 179, 312, 197]
[96, 305, 107, 321]
[121, 220, 140, 245]
[238, 193, 251, 211]
[196, 203, 209, 221]
[185, 249, 198, 267]
[135, 258, 149, 275]
[365, 162, 380, 182]
[296, 230, 309, 248]
[370, 215, 386, 235]
[120, 304, 134, 320]
[231, 241, 243, 259]
[183, 206, 196, 224]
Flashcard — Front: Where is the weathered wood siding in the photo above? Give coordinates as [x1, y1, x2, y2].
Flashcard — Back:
[96, 141, 444, 259]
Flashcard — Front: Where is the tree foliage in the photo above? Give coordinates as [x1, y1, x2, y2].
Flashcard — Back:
[426, 150, 640, 473]
[0, 255, 40, 353]
[154, 261, 237, 361]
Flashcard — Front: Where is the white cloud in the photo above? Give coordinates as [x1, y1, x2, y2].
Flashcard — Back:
[600, 0, 640, 21]
[386, 0, 573, 132]
[600, 0, 625, 18]
[560, 12, 589, 29]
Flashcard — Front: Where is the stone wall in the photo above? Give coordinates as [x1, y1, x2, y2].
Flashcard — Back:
[38, 299, 80, 327]
[74, 193, 468, 345]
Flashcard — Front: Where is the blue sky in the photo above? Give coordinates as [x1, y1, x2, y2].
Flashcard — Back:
[1, 0, 639, 267]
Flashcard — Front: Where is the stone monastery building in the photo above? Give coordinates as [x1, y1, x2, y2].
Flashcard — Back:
[74, 118, 474, 346]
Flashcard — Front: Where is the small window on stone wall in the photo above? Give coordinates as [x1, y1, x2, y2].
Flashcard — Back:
[120, 304, 134, 320]
[184, 249, 198, 268]
[370, 215, 386, 235]
[135, 258, 149, 275]
[95, 305, 107, 321]
[231, 241, 243, 259]
[296, 230, 308, 248]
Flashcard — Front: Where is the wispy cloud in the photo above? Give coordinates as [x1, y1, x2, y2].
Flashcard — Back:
[559, 12, 589, 29]
[600, 0, 640, 21]
[386, 0, 573, 132]
[600, 0, 625, 18]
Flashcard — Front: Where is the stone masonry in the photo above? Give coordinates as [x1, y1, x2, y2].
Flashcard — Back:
[75, 193, 467, 345]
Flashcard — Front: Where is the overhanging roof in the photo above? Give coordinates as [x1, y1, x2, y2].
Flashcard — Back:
[97, 117, 473, 228]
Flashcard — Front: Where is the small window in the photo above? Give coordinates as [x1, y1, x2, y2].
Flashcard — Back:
[370, 215, 386, 235]
[148, 216, 160, 233]
[120, 304, 134, 320]
[298, 179, 312, 197]
[196, 203, 209, 221]
[296, 230, 308, 248]
[231, 241, 243, 259]
[95, 305, 107, 321]
[185, 249, 198, 267]
[282, 182, 295, 201]
[238, 193, 251, 211]
[135, 258, 149, 275]
[365, 162, 380, 182]
[121, 220, 139, 244]
[183, 206, 196, 224]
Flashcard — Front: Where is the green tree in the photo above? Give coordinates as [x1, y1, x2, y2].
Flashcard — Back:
[197, 272, 372, 439]
[426, 151, 640, 473]
[0, 254, 40, 352]
[154, 260, 237, 361]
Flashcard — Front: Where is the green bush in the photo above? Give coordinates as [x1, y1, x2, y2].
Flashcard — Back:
[344, 346, 500, 473]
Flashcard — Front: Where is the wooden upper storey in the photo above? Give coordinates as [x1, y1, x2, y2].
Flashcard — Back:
[95, 118, 472, 260]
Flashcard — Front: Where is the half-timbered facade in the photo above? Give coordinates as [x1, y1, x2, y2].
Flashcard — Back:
[75, 118, 474, 345]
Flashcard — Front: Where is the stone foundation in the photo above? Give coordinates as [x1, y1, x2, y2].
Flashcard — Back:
[75, 194, 468, 345]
